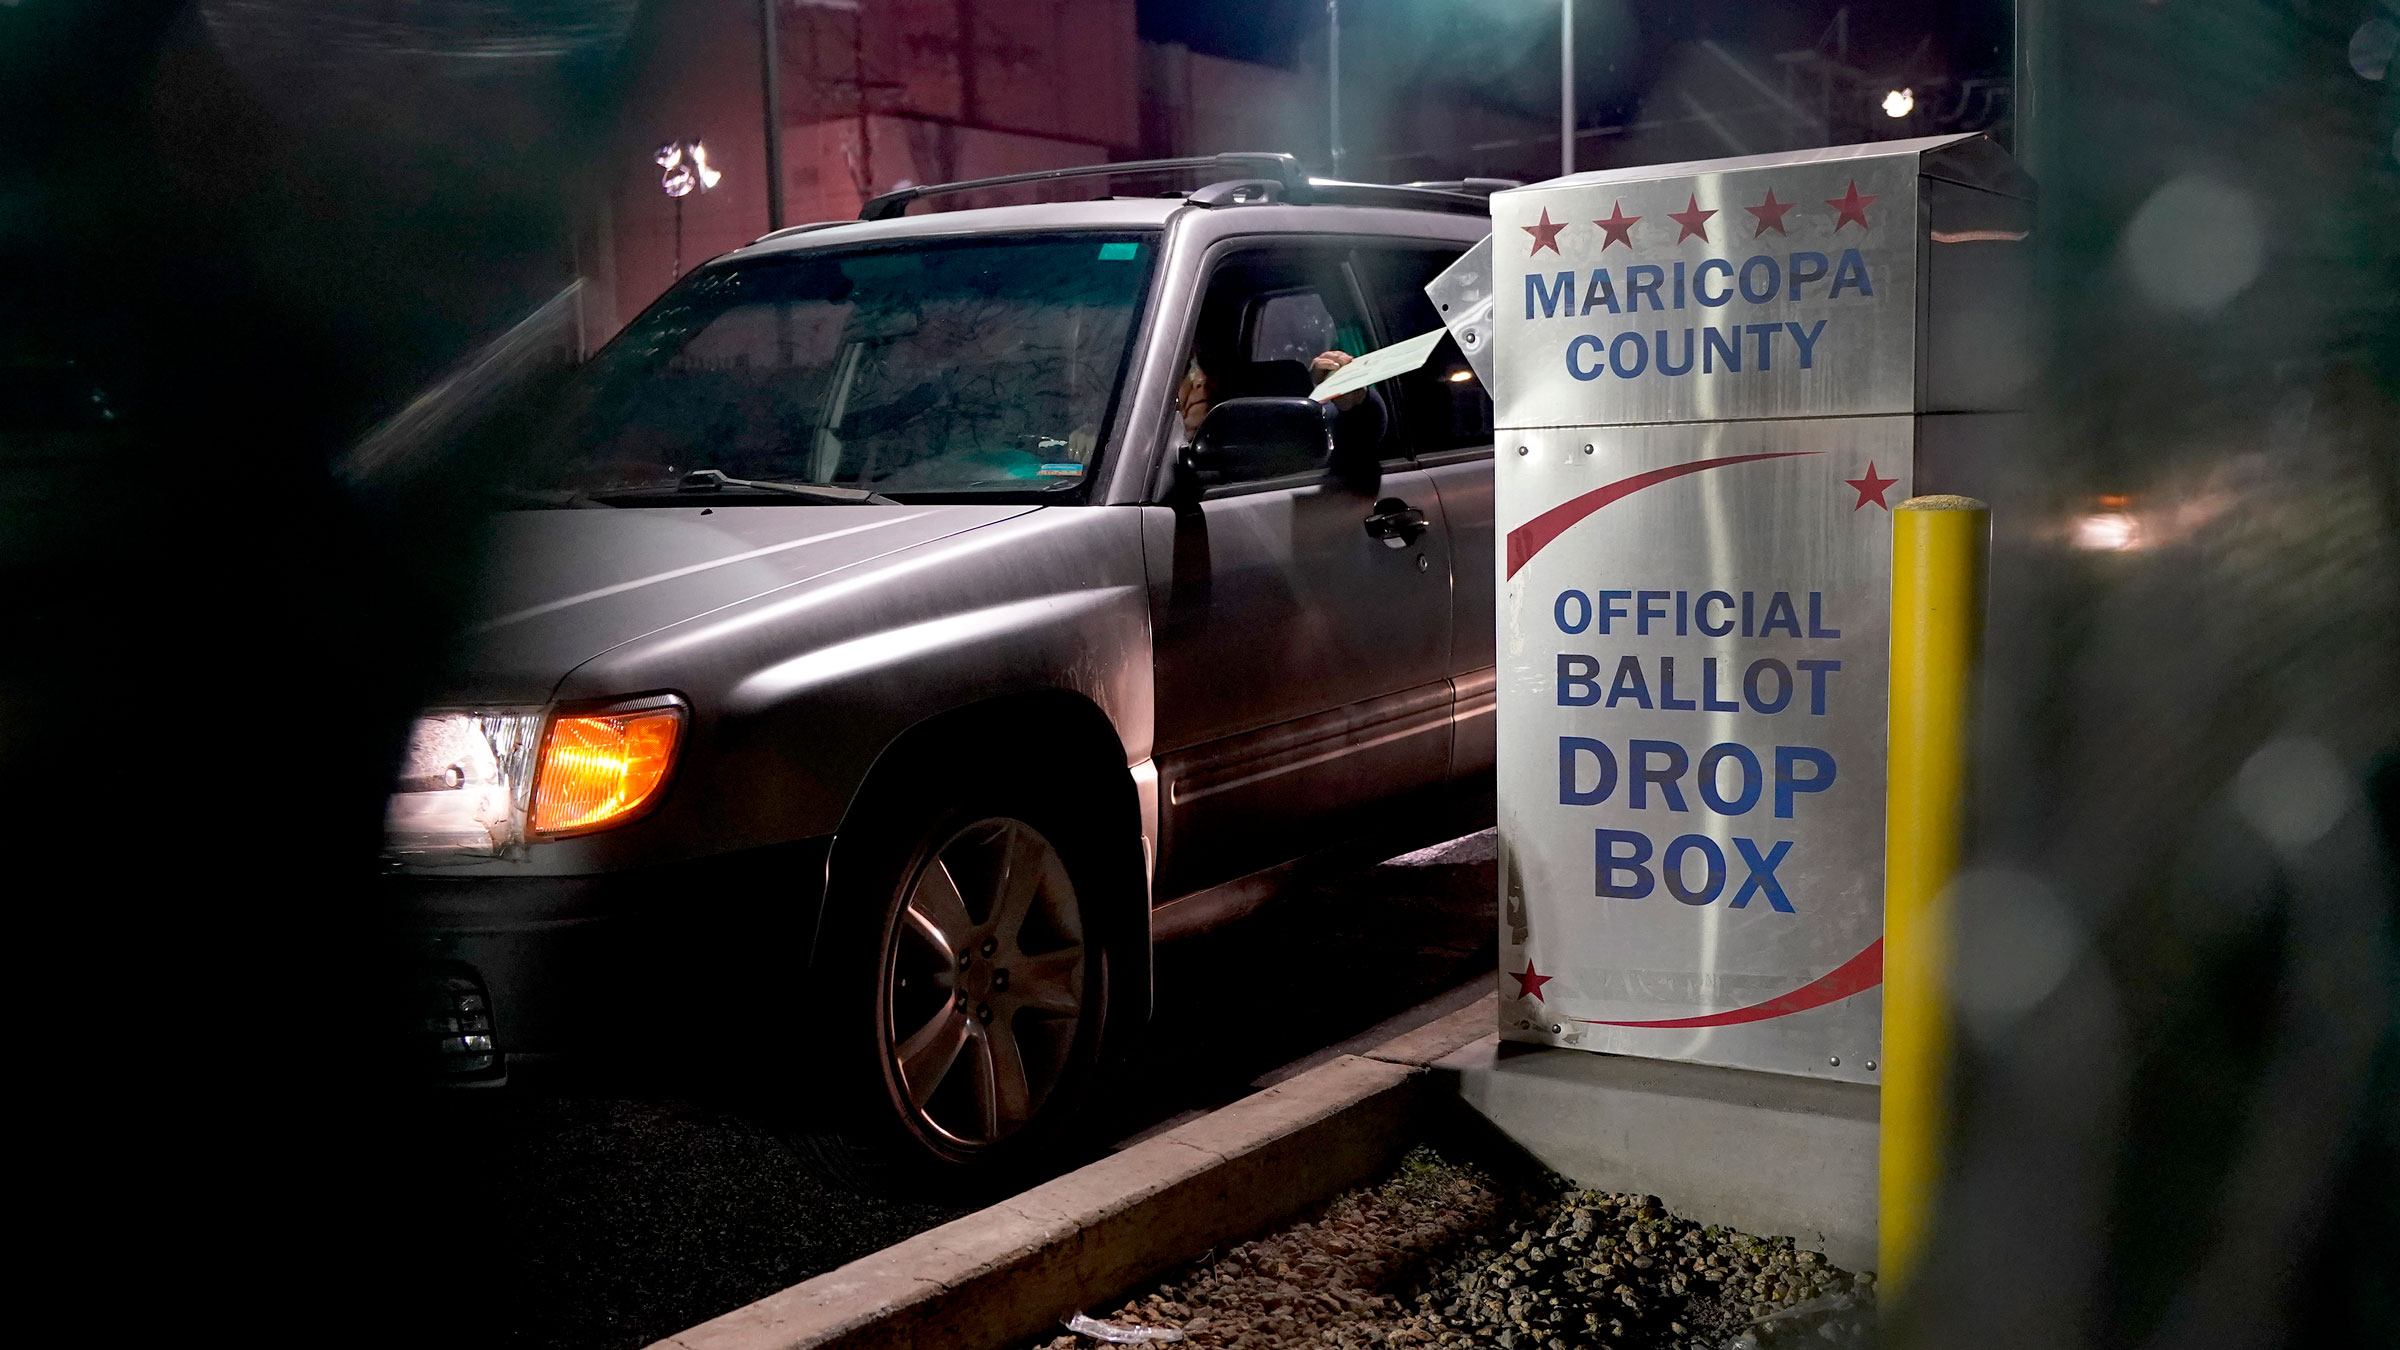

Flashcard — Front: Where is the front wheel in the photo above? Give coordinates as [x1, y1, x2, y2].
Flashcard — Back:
[886, 815, 1093, 1152]
[802, 778, 1120, 1190]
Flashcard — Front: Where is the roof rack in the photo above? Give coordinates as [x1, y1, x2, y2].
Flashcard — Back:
[854, 152, 1494, 222]
[858, 153, 1301, 221]
[751, 219, 851, 245]
[1294, 178, 1498, 214]
[1401, 178, 1522, 196]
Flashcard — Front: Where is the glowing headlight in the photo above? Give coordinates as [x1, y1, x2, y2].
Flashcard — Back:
[383, 700, 686, 859]
[384, 712, 545, 860]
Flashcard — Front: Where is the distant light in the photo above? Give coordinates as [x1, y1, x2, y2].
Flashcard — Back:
[656, 143, 693, 198]
[655, 140, 721, 199]
[1447, 368, 1474, 383]
[1883, 88, 1915, 118]
[2072, 511, 2140, 552]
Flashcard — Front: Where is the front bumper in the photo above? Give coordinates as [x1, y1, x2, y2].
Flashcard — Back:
[383, 836, 833, 1084]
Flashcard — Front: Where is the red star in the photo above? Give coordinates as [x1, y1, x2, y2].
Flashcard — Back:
[1666, 194, 1717, 243]
[1523, 208, 1567, 255]
[1826, 180, 1876, 232]
[1745, 188, 1794, 236]
[1512, 962, 1553, 1001]
[1846, 461, 1899, 511]
[1593, 201, 1640, 250]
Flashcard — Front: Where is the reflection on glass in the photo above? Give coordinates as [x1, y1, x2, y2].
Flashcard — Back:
[2071, 511, 2141, 552]
[514, 234, 1158, 500]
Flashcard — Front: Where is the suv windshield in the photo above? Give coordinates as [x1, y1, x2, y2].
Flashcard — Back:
[513, 232, 1158, 501]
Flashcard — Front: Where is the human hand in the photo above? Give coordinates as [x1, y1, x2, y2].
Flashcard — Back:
[1310, 350, 1366, 411]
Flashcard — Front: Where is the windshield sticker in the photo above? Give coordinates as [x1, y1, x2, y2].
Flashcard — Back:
[1038, 462, 1085, 477]
[1096, 241, 1140, 261]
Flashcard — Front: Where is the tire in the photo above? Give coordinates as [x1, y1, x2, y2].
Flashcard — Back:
[797, 760, 1123, 1194]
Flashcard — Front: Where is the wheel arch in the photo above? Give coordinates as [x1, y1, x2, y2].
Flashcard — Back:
[817, 689, 1154, 1032]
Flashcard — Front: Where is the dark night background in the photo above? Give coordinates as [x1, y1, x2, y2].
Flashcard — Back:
[6, 1, 2394, 1346]
[1140, 0, 2012, 122]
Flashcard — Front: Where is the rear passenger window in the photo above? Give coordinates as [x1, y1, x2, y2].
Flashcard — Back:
[1353, 247, 1495, 456]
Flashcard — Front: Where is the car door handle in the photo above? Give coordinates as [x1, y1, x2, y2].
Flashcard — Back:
[1364, 497, 1429, 547]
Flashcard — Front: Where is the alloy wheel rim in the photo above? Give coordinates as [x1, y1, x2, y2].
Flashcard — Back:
[883, 817, 1086, 1147]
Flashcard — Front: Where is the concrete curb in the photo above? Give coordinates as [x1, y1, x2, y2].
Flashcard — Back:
[653, 989, 1497, 1350]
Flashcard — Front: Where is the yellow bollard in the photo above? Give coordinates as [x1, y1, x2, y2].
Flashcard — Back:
[1879, 494, 1989, 1298]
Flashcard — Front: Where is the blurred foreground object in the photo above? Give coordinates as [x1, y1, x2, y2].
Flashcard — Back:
[1895, 1, 2400, 1346]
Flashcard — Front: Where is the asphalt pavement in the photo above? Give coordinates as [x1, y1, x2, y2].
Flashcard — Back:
[442, 829, 1497, 1350]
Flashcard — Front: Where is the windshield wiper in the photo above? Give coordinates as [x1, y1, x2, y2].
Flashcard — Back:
[676, 469, 900, 505]
[892, 477, 1086, 494]
[497, 486, 614, 510]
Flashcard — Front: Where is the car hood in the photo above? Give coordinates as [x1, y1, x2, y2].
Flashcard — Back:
[431, 503, 1040, 704]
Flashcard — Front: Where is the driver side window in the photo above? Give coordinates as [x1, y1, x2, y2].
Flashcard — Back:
[1176, 244, 1381, 487]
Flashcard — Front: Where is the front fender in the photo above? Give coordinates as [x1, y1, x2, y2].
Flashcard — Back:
[542, 507, 1156, 869]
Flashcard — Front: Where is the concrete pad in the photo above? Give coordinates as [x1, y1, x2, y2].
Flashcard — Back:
[1433, 1035, 1880, 1272]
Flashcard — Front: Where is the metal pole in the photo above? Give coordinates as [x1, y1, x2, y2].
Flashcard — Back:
[2013, 0, 2044, 182]
[673, 197, 684, 280]
[1326, 0, 1344, 176]
[759, 0, 786, 231]
[1560, 0, 1574, 176]
[1324, 0, 1344, 176]
[1878, 493, 1989, 1299]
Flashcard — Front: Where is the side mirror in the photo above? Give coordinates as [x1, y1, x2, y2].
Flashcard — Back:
[1182, 396, 1337, 488]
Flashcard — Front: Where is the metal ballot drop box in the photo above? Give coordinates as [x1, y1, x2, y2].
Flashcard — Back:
[1487, 133, 2031, 1084]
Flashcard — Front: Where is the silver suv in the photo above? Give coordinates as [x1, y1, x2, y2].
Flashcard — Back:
[387, 155, 1498, 1182]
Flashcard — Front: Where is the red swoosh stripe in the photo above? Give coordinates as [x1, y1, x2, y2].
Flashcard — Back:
[1576, 938, 1883, 1029]
[1503, 451, 1821, 579]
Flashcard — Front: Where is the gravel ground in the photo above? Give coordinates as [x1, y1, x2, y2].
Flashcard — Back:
[1036, 1147, 1871, 1350]
[442, 830, 1498, 1350]
[431, 1093, 972, 1350]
